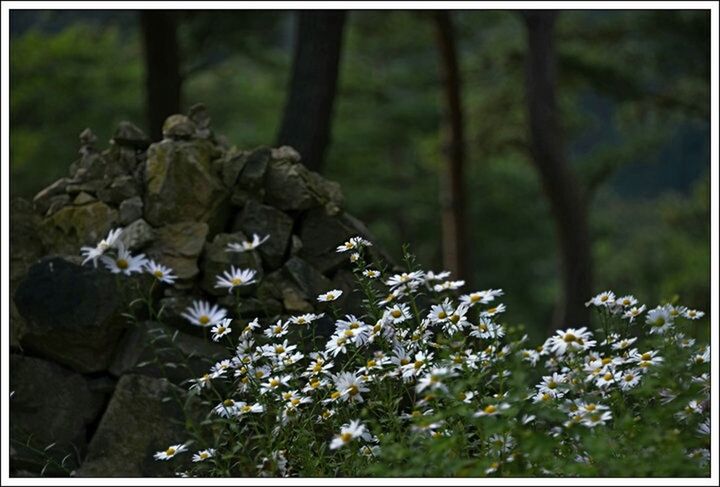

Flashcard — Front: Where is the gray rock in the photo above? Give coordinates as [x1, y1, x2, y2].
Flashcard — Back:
[119, 196, 144, 225]
[162, 114, 196, 140]
[112, 121, 150, 149]
[45, 194, 71, 216]
[10, 355, 105, 474]
[270, 145, 301, 163]
[220, 148, 248, 188]
[103, 145, 139, 177]
[199, 231, 263, 296]
[73, 191, 96, 205]
[39, 201, 119, 256]
[76, 374, 193, 477]
[146, 221, 209, 280]
[299, 208, 371, 274]
[188, 103, 212, 139]
[233, 200, 293, 269]
[119, 218, 155, 251]
[109, 321, 226, 384]
[231, 147, 269, 205]
[33, 178, 70, 215]
[264, 158, 344, 212]
[14, 257, 129, 373]
[143, 139, 228, 227]
[290, 235, 303, 256]
[79, 127, 98, 147]
[97, 175, 140, 205]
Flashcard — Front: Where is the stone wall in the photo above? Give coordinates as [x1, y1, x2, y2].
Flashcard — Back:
[9, 105, 386, 476]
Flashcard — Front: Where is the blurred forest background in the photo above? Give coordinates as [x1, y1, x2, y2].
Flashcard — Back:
[10, 9, 710, 338]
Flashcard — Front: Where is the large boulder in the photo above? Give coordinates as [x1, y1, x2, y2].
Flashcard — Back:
[10, 355, 105, 474]
[264, 156, 343, 212]
[76, 374, 194, 477]
[39, 201, 119, 255]
[14, 257, 129, 373]
[145, 221, 209, 282]
[143, 139, 228, 228]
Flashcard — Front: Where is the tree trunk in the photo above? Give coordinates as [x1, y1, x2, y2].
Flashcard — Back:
[277, 11, 347, 172]
[522, 11, 593, 330]
[140, 11, 182, 141]
[433, 11, 468, 282]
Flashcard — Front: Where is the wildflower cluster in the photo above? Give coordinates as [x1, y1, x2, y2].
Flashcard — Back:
[79, 229, 711, 477]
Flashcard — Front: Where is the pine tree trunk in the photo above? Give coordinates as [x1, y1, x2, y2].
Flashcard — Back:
[140, 11, 182, 141]
[277, 11, 347, 172]
[522, 11, 593, 330]
[433, 11, 468, 281]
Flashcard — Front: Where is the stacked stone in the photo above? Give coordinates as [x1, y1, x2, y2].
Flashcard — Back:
[10, 104, 383, 476]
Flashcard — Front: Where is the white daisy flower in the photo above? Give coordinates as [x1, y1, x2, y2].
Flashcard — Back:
[317, 289, 343, 302]
[611, 337, 637, 350]
[384, 303, 412, 325]
[264, 320, 290, 339]
[236, 401, 265, 415]
[192, 449, 216, 462]
[581, 410, 613, 428]
[336, 236, 372, 253]
[619, 369, 642, 390]
[154, 443, 187, 461]
[144, 259, 177, 284]
[433, 280, 465, 292]
[101, 244, 147, 276]
[646, 305, 674, 334]
[260, 375, 292, 394]
[226, 233, 270, 253]
[289, 313, 324, 325]
[548, 327, 595, 356]
[181, 300, 227, 327]
[585, 291, 616, 308]
[362, 269, 380, 279]
[385, 271, 425, 290]
[213, 399, 240, 417]
[329, 420, 369, 449]
[622, 305, 646, 323]
[416, 367, 455, 393]
[210, 318, 233, 341]
[333, 372, 369, 403]
[684, 309, 704, 320]
[474, 402, 511, 417]
[215, 266, 257, 293]
[80, 228, 123, 267]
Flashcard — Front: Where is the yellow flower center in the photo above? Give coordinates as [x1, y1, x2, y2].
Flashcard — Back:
[450, 314, 460, 324]
[438, 311, 447, 319]
[547, 381, 557, 389]
[484, 405, 497, 414]
[585, 403, 596, 412]
[414, 360, 424, 369]
[366, 359, 377, 368]
[116, 258, 129, 270]
[641, 353, 651, 361]
[331, 391, 342, 400]
[153, 270, 164, 278]
[348, 385, 359, 396]
[165, 447, 176, 456]
[275, 346, 285, 354]
[200, 452, 209, 459]
[400, 358, 410, 366]
[603, 373, 613, 381]
[624, 374, 635, 382]
[344, 330, 355, 337]
[391, 310, 402, 319]
[270, 379, 280, 387]
[216, 326, 226, 334]
[241, 405, 253, 413]
[340, 432, 353, 443]
[350, 322, 360, 329]
[601, 295, 609, 302]
[470, 294, 481, 303]
[564, 333, 577, 343]
[310, 379, 320, 389]
[199, 315, 210, 325]
[487, 307, 497, 315]
[223, 399, 234, 407]
[602, 357, 612, 365]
